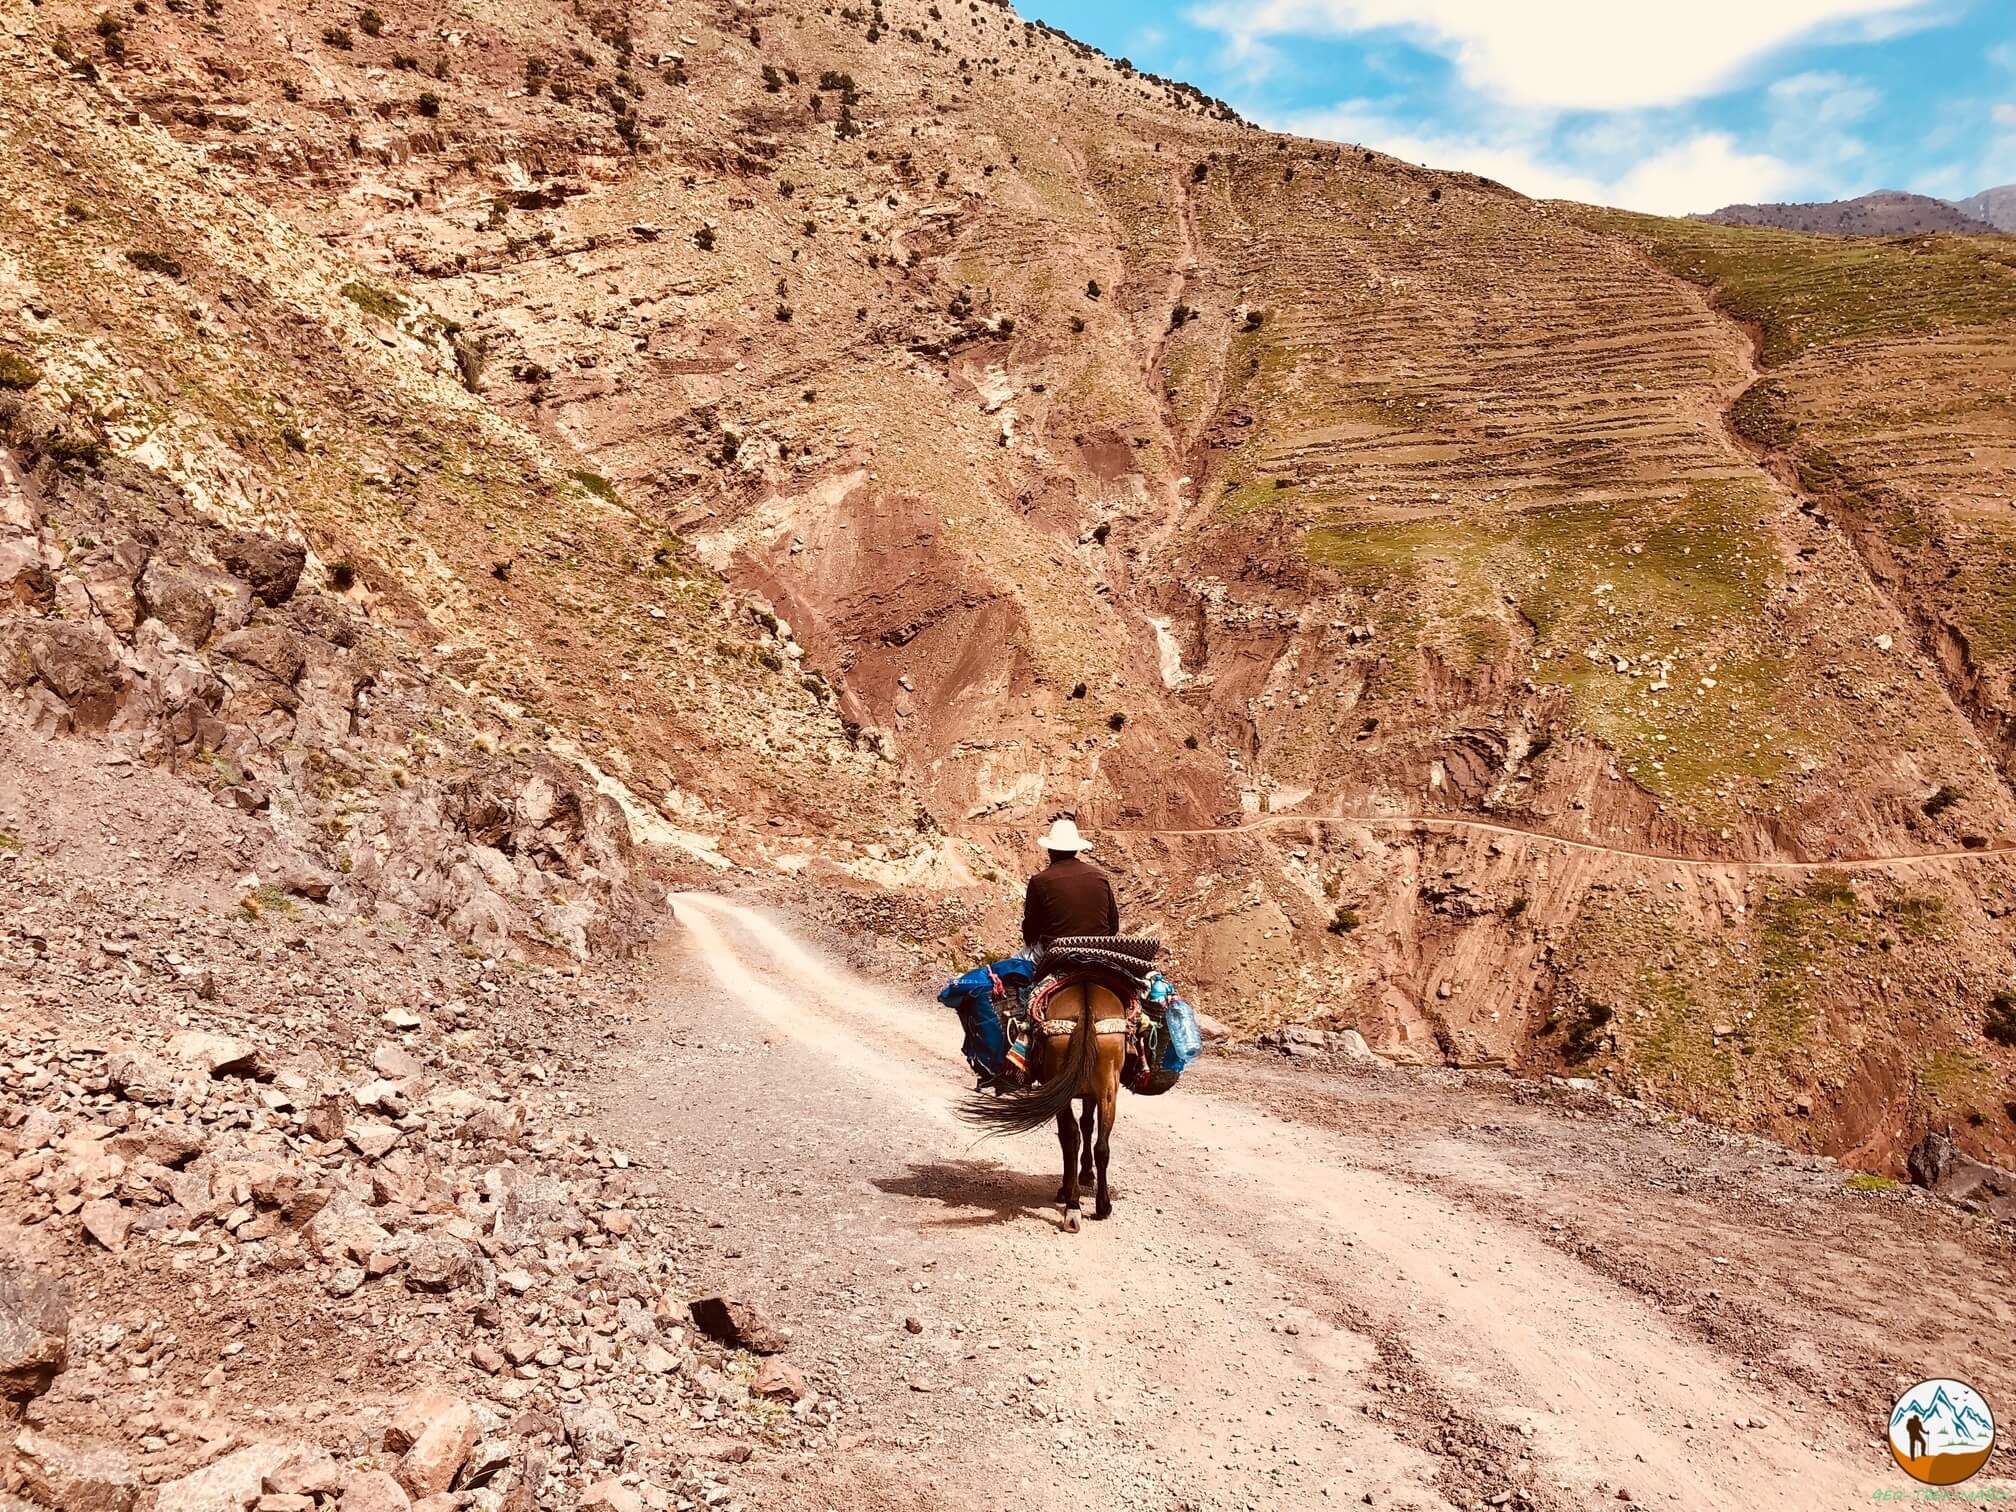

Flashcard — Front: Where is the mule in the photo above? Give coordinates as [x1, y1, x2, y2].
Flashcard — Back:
[959, 977, 1127, 1231]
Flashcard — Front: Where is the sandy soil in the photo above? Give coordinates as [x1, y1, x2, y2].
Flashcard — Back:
[580, 893, 2016, 1511]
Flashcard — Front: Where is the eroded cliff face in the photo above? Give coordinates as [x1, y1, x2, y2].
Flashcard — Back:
[2, 0, 2013, 1165]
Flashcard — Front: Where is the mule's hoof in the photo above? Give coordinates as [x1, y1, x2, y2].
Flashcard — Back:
[1062, 1209, 1081, 1233]
[1092, 1201, 1113, 1221]
[1054, 1187, 1068, 1204]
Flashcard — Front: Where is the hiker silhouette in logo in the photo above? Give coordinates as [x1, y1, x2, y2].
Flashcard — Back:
[1906, 1414, 1927, 1461]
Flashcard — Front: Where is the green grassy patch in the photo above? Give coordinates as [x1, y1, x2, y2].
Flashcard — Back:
[0, 351, 42, 391]
[1218, 479, 1301, 519]
[1727, 380, 1793, 450]
[1919, 1048, 1995, 1115]
[1883, 892, 1946, 941]
[1958, 523, 2016, 660]
[340, 280, 406, 321]
[0, 830, 21, 853]
[1305, 515, 1491, 586]
[1750, 874, 1864, 1051]
[1306, 480, 1789, 808]
[1633, 966, 1734, 1086]
[570, 469, 617, 503]
[1580, 211, 2016, 365]
[235, 883, 297, 922]
[1843, 1173, 1898, 1194]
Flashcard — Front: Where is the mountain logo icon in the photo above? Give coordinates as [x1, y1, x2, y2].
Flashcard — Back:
[1889, 1377, 1997, 1486]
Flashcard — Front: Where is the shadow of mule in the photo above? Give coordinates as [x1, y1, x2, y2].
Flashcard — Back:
[872, 1159, 1060, 1229]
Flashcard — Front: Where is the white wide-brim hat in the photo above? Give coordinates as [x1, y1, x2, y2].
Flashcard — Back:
[1040, 817, 1092, 852]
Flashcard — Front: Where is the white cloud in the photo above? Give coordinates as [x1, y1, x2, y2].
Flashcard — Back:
[1995, 102, 2016, 128]
[1276, 102, 1800, 213]
[1766, 71, 1881, 129]
[1607, 134, 1807, 213]
[1190, 0, 1939, 110]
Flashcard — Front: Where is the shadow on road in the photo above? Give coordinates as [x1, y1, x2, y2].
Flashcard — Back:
[872, 1158, 1061, 1229]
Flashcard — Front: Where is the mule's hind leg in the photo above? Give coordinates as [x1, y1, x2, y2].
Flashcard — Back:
[1055, 1105, 1081, 1230]
[1091, 1086, 1116, 1220]
[1077, 1096, 1095, 1186]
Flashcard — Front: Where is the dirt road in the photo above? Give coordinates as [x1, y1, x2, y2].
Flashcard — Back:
[587, 892, 2015, 1511]
[1111, 812, 2016, 872]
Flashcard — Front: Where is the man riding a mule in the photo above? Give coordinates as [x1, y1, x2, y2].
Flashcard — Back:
[963, 816, 1136, 1230]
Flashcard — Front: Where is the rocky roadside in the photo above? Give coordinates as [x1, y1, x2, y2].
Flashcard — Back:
[0, 830, 829, 1511]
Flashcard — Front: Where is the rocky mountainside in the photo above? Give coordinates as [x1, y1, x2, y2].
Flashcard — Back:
[2, 0, 2012, 1156]
[1955, 183, 2016, 233]
[0, 0, 2010, 1134]
[1694, 190, 1996, 235]
[1, 2, 2015, 1501]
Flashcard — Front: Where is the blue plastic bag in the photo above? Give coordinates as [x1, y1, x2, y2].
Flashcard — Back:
[1160, 996, 1202, 1073]
[1136, 971, 1201, 1079]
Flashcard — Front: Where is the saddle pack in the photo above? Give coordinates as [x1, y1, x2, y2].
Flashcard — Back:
[938, 939, 1203, 1096]
[936, 956, 1033, 1083]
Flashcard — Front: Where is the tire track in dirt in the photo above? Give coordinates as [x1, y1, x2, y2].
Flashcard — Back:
[653, 891, 1890, 1509]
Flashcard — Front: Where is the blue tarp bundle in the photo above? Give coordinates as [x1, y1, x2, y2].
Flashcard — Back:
[938, 957, 1034, 1080]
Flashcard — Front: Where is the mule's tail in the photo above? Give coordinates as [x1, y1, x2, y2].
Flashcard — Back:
[957, 998, 1090, 1137]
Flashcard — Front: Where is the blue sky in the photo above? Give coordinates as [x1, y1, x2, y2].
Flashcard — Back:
[1019, 0, 2016, 214]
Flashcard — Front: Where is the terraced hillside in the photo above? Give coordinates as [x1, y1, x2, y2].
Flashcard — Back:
[3, 0, 2014, 1167]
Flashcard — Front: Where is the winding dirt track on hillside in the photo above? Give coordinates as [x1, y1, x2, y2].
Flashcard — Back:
[589, 891, 1996, 1511]
[1115, 811, 2016, 871]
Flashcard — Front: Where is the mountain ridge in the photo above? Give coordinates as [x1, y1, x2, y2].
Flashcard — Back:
[1955, 182, 2016, 232]
[1695, 185, 2012, 235]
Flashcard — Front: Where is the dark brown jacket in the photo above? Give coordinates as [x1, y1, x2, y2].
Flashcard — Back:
[1021, 855, 1119, 949]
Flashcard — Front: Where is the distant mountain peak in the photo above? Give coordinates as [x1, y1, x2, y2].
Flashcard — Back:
[1693, 189, 1996, 236]
[1954, 183, 2016, 232]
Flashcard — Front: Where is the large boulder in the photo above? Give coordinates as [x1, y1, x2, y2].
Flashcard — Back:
[164, 1030, 266, 1080]
[214, 530, 305, 606]
[0, 444, 41, 534]
[340, 1470, 412, 1512]
[66, 540, 146, 635]
[563, 1396, 624, 1468]
[212, 623, 307, 687]
[0, 539, 52, 608]
[580, 1479, 645, 1512]
[261, 1446, 343, 1498]
[0, 1257, 69, 1415]
[109, 1122, 204, 1170]
[1906, 1133, 2016, 1221]
[751, 1357, 808, 1402]
[105, 1049, 178, 1106]
[385, 1392, 477, 1498]
[302, 1193, 391, 1265]
[135, 556, 250, 649]
[11, 1427, 139, 1511]
[149, 1440, 310, 1512]
[402, 1235, 475, 1294]
[0, 620, 125, 728]
[686, 1296, 787, 1355]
